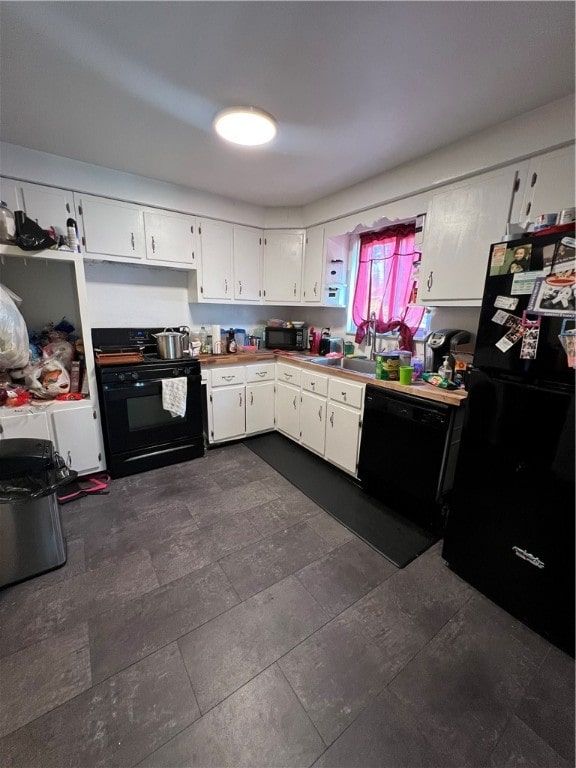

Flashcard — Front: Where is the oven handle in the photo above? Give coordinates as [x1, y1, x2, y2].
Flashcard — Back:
[102, 374, 201, 400]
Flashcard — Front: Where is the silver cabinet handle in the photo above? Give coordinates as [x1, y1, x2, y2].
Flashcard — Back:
[341, 391, 347, 401]
[191, 250, 195, 262]
[314, 281, 318, 295]
[131, 232, 135, 250]
[151, 235, 156, 253]
[284, 372, 293, 379]
[238, 280, 242, 295]
[239, 392, 243, 407]
[222, 375, 234, 381]
[250, 391, 254, 405]
[256, 371, 266, 377]
[293, 282, 297, 296]
[330, 412, 334, 427]
[426, 271, 433, 291]
[292, 396, 297, 409]
[67, 450, 72, 467]
[224, 278, 228, 294]
[318, 407, 322, 421]
[311, 381, 315, 389]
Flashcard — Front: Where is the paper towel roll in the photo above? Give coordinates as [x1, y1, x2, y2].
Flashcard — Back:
[211, 325, 222, 354]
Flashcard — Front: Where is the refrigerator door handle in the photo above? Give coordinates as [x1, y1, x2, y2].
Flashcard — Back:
[512, 546, 545, 569]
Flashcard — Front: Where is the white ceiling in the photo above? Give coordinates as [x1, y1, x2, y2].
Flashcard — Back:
[1, 2, 574, 208]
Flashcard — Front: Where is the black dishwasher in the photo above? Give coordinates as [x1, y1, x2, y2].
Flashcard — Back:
[358, 386, 464, 531]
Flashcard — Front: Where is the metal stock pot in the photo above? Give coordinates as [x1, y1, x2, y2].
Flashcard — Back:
[153, 328, 187, 359]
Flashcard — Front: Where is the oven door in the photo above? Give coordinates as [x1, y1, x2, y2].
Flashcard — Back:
[100, 374, 203, 453]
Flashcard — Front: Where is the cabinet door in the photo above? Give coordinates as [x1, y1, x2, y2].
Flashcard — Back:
[199, 219, 233, 300]
[302, 226, 324, 304]
[419, 166, 519, 304]
[233, 226, 262, 302]
[77, 193, 144, 259]
[519, 145, 576, 221]
[276, 381, 300, 441]
[246, 382, 275, 434]
[262, 231, 303, 303]
[51, 405, 103, 475]
[143, 210, 198, 266]
[300, 391, 326, 455]
[18, 182, 76, 241]
[210, 385, 245, 442]
[0, 411, 50, 441]
[325, 402, 362, 475]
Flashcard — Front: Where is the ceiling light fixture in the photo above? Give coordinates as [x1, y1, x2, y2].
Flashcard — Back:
[213, 107, 277, 146]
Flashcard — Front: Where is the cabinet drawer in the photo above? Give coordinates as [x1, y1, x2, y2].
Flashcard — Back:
[301, 369, 328, 396]
[245, 363, 275, 383]
[211, 366, 245, 386]
[328, 378, 364, 409]
[277, 363, 301, 387]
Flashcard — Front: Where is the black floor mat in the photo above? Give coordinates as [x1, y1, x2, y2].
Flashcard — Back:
[244, 432, 439, 569]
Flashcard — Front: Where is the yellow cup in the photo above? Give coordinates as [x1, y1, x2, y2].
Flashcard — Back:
[399, 366, 414, 385]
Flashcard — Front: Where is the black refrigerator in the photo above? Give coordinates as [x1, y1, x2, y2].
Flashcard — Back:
[442, 229, 575, 656]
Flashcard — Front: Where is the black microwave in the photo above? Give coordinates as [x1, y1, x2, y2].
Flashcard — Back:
[264, 326, 308, 350]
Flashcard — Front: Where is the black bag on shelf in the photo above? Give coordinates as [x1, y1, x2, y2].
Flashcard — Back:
[14, 210, 57, 251]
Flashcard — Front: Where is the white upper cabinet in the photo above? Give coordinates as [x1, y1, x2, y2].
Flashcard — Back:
[143, 210, 198, 266]
[418, 165, 519, 305]
[76, 193, 145, 259]
[518, 145, 576, 221]
[302, 225, 324, 304]
[11, 181, 76, 241]
[262, 230, 304, 304]
[198, 219, 233, 301]
[233, 226, 262, 302]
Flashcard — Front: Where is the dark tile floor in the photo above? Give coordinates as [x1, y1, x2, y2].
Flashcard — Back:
[0, 442, 573, 768]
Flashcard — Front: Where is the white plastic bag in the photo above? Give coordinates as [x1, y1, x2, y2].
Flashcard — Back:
[26, 357, 70, 399]
[0, 283, 29, 370]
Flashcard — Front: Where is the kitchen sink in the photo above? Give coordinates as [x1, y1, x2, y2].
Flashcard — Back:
[305, 356, 377, 377]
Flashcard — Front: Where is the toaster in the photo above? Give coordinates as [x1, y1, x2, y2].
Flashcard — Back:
[318, 336, 344, 355]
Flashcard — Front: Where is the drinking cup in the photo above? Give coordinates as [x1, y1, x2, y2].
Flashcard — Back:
[399, 366, 414, 385]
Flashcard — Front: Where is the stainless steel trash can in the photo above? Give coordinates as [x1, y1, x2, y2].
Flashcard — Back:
[0, 438, 75, 588]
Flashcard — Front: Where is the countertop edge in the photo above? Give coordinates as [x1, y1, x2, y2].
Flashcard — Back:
[200, 351, 468, 407]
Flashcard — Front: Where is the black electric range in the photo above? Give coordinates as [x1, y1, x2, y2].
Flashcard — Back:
[92, 328, 204, 478]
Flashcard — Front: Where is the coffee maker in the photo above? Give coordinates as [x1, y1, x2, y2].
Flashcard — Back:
[424, 329, 471, 372]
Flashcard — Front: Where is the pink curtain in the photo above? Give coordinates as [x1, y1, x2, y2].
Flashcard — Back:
[352, 223, 424, 351]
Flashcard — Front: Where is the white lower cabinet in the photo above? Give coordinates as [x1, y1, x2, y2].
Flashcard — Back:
[324, 377, 365, 475]
[210, 385, 245, 442]
[50, 404, 104, 475]
[207, 362, 276, 444]
[276, 382, 301, 441]
[300, 391, 326, 455]
[0, 410, 51, 441]
[324, 402, 363, 475]
[0, 403, 105, 476]
[246, 382, 275, 435]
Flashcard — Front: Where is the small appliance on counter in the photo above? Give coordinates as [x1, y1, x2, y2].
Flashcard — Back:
[424, 329, 471, 372]
[318, 328, 344, 356]
[264, 324, 308, 350]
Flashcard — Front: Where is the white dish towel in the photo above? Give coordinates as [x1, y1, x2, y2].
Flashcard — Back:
[162, 377, 188, 418]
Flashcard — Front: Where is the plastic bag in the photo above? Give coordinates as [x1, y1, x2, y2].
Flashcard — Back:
[0, 283, 30, 370]
[42, 340, 74, 370]
[27, 357, 70, 399]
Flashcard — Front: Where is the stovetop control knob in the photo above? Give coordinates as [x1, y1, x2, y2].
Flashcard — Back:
[172, 368, 179, 376]
[117, 373, 126, 382]
[131, 372, 139, 381]
[184, 367, 191, 375]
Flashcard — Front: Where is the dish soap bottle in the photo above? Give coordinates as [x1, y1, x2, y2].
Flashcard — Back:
[226, 328, 237, 354]
[438, 355, 453, 381]
[199, 326, 207, 354]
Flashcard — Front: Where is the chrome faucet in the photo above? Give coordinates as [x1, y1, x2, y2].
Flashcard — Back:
[368, 312, 378, 360]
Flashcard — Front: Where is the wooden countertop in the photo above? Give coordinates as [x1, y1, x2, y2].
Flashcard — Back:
[200, 351, 468, 407]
